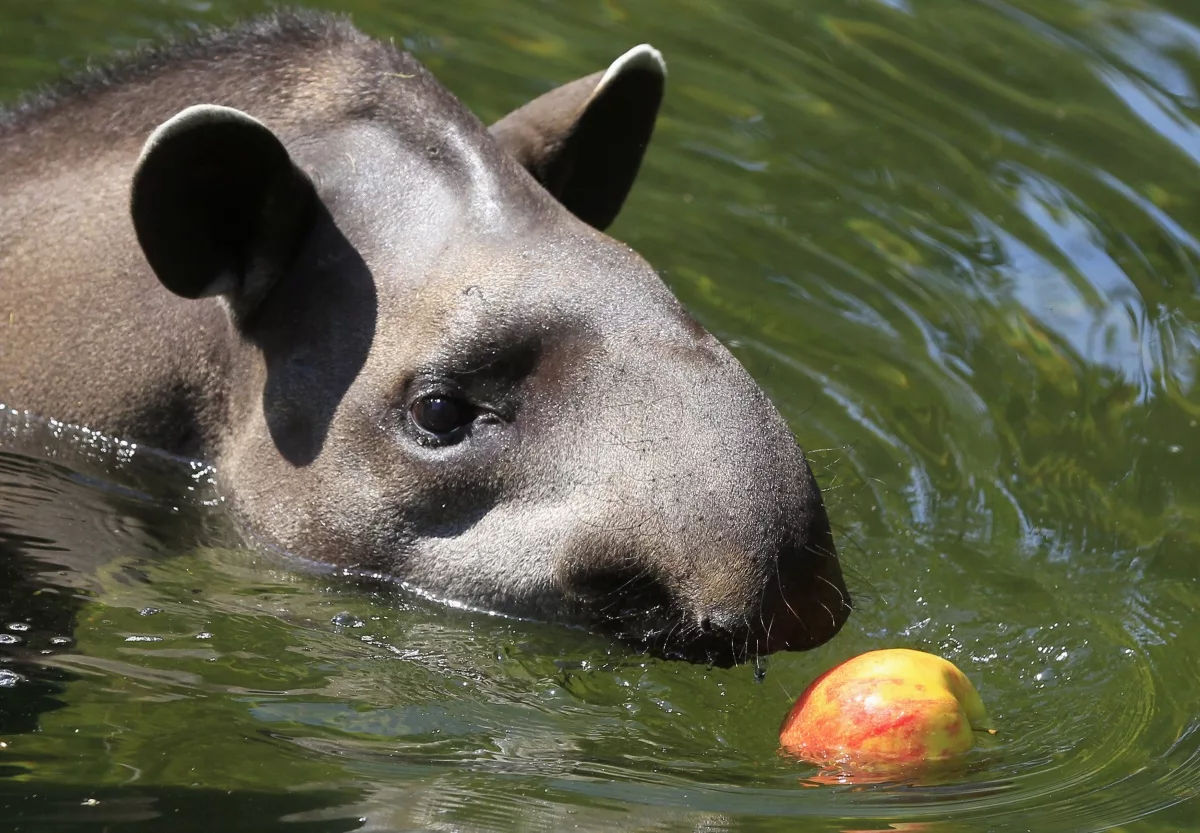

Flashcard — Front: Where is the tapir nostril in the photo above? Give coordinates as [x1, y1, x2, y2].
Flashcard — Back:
[664, 538, 849, 666]
[564, 493, 850, 666]
[749, 538, 851, 655]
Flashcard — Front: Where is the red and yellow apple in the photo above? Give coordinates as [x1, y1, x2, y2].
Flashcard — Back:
[779, 648, 992, 775]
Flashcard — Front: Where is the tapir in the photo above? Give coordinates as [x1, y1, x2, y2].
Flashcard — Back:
[0, 9, 849, 664]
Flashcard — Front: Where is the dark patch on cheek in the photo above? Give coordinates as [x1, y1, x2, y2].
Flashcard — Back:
[402, 456, 506, 540]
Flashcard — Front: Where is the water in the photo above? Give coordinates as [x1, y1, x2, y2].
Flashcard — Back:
[3, 0, 1200, 829]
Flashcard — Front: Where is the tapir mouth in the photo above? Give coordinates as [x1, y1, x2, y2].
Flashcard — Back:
[605, 613, 768, 668]
[561, 520, 851, 666]
[569, 566, 810, 668]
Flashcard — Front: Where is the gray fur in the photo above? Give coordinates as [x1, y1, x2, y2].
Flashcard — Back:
[0, 9, 848, 663]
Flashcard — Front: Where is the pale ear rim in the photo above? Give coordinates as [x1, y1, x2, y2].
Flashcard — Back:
[595, 44, 667, 97]
[136, 104, 271, 168]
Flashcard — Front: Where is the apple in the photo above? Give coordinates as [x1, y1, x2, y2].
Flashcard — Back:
[779, 648, 992, 774]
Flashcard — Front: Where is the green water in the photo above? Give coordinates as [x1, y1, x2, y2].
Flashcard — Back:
[3, 0, 1200, 829]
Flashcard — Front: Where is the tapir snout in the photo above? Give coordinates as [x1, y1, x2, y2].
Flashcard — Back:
[550, 350, 849, 663]
[0, 10, 850, 664]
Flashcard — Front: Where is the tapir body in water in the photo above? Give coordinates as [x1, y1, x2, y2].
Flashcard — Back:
[0, 10, 849, 664]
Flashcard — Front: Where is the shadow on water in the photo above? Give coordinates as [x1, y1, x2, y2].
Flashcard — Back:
[0, 781, 364, 833]
[0, 528, 78, 739]
[0, 414, 230, 744]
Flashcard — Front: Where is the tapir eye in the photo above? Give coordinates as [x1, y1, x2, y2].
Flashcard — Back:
[410, 395, 476, 440]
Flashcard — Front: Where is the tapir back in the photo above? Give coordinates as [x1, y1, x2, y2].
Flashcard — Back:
[0, 13, 445, 452]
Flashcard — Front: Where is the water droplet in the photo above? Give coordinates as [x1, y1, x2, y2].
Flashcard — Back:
[331, 611, 364, 629]
[124, 636, 163, 643]
[0, 635, 20, 645]
[138, 608, 162, 617]
[195, 632, 213, 640]
[753, 656, 768, 682]
[49, 636, 72, 645]
[0, 670, 24, 687]
[6, 623, 30, 632]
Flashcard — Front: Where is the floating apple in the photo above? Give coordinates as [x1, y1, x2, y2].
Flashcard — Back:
[779, 648, 992, 775]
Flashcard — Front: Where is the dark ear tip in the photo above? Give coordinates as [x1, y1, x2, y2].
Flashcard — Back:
[132, 104, 282, 226]
[588, 45, 666, 111]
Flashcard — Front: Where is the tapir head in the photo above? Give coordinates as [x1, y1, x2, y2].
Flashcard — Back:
[128, 36, 849, 664]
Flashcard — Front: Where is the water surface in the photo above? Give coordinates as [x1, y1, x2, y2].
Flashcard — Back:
[3, 0, 1200, 830]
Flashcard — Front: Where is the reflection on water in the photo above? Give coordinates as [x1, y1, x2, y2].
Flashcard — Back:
[4, 0, 1200, 830]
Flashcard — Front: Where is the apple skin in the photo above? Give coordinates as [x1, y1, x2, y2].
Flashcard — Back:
[779, 648, 991, 772]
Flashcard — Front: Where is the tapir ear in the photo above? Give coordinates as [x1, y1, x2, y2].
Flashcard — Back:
[489, 44, 665, 231]
[131, 104, 315, 311]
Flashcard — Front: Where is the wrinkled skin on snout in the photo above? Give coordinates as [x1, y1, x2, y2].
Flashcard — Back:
[0, 11, 849, 664]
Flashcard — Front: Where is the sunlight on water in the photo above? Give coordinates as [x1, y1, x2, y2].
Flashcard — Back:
[4, 0, 1200, 830]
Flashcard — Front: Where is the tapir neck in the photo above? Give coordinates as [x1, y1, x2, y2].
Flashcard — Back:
[0, 164, 237, 456]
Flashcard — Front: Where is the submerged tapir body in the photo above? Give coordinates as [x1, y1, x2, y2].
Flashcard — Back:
[0, 10, 848, 663]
